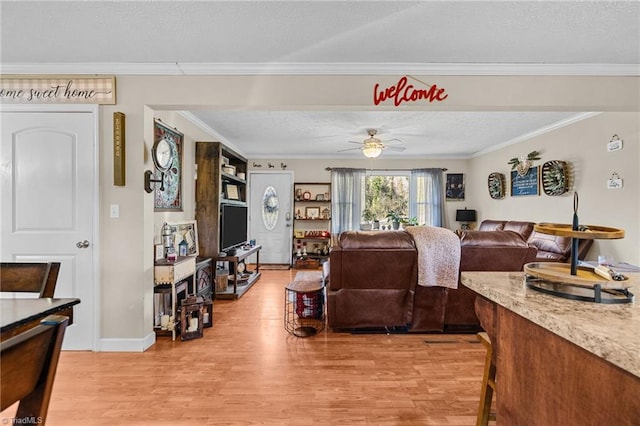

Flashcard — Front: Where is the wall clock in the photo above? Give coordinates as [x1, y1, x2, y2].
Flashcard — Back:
[153, 119, 183, 211]
[152, 136, 174, 172]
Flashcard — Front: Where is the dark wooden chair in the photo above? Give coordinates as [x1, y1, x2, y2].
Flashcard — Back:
[0, 315, 69, 424]
[0, 262, 61, 298]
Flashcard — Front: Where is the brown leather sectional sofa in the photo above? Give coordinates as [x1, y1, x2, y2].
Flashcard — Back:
[327, 228, 538, 333]
[477, 219, 593, 262]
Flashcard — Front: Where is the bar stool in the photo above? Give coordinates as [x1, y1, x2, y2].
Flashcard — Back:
[477, 331, 496, 426]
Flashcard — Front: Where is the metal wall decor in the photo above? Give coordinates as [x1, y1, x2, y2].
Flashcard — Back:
[508, 150, 541, 177]
[487, 172, 506, 199]
[153, 119, 183, 211]
[541, 160, 568, 196]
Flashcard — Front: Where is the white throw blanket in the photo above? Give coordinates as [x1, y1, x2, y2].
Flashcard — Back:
[406, 226, 461, 289]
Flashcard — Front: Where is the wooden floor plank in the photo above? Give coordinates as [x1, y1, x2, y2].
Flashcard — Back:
[2, 270, 487, 425]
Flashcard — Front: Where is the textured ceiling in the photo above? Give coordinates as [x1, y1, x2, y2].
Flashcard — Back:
[1, 1, 638, 158]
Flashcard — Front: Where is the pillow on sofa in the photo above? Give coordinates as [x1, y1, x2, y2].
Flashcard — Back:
[526, 230, 571, 261]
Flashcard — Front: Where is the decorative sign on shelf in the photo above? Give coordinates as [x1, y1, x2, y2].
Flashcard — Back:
[511, 166, 540, 197]
[0, 75, 116, 104]
[541, 160, 568, 196]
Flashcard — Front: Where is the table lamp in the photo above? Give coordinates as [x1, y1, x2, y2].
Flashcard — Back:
[456, 208, 477, 230]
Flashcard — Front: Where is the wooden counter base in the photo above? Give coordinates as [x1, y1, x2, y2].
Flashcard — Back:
[476, 296, 640, 424]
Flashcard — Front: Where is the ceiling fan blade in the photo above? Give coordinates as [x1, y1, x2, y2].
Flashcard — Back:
[382, 138, 404, 145]
[385, 146, 406, 152]
[337, 147, 362, 152]
[347, 140, 364, 145]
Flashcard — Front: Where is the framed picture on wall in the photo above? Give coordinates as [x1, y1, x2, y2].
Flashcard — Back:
[510, 166, 540, 197]
[446, 173, 465, 201]
[153, 119, 183, 211]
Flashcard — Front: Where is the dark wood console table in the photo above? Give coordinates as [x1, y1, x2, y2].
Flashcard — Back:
[216, 245, 262, 299]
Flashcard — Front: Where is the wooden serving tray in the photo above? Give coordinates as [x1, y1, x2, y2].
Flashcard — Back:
[534, 223, 624, 240]
[524, 262, 636, 289]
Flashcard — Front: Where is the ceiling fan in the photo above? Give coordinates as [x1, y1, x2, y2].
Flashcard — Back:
[338, 129, 406, 158]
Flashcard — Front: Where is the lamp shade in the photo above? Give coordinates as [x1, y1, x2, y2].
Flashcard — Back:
[456, 209, 477, 222]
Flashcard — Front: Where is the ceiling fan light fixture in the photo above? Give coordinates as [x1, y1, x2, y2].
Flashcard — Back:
[362, 145, 383, 158]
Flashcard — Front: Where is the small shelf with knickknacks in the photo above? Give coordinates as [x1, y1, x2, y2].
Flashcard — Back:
[292, 182, 332, 268]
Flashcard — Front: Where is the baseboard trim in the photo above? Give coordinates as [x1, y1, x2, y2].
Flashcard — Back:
[97, 332, 156, 352]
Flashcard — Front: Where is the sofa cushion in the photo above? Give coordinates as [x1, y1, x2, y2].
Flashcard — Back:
[503, 221, 535, 240]
[459, 230, 529, 247]
[338, 230, 416, 250]
[478, 220, 505, 231]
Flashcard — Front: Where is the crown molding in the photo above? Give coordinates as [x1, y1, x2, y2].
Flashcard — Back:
[1, 63, 638, 76]
[471, 112, 602, 158]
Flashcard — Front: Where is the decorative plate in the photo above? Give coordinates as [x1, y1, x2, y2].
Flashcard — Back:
[487, 172, 505, 199]
[541, 160, 568, 196]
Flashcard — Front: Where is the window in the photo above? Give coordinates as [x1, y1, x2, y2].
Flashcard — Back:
[362, 172, 410, 224]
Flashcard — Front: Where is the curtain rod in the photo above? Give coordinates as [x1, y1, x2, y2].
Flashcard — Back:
[325, 167, 448, 172]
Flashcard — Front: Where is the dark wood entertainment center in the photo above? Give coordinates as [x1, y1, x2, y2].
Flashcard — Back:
[195, 141, 260, 299]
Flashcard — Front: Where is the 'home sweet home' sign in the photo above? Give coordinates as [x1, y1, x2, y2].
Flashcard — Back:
[0, 75, 116, 104]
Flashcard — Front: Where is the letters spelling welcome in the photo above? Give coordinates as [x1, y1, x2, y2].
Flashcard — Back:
[373, 76, 448, 106]
[0, 80, 110, 101]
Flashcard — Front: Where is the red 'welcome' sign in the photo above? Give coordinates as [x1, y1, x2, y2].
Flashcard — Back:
[373, 76, 448, 106]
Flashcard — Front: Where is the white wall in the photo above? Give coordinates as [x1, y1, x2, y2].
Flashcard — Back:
[93, 74, 638, 348]
[468, 112, 639, 264]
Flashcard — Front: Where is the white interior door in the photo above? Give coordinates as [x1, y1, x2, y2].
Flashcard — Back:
[249, 172, 293, 264]
[0, 108, 96, 350]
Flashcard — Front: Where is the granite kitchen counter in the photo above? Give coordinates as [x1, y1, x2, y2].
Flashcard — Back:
[461, 271, 640, 378]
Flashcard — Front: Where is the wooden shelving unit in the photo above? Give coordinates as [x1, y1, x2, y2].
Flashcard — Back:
[195, 141, 248, 259]
[292, 182, 331, 268]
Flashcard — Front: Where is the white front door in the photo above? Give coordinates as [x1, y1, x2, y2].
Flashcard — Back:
[0, 107, 97, 350]
[249, 172, 293, 265]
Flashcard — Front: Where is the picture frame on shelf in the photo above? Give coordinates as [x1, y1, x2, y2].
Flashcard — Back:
[294, 230, 304, 238]
[305, 207, 320, 219]
[168, 220, 199, 257]
[226, 184, 240, 200]
[315, 193, 324, 201]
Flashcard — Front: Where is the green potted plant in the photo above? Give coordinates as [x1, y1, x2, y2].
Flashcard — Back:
[386, 211, 402, 230]
[401, 216, 419, 227]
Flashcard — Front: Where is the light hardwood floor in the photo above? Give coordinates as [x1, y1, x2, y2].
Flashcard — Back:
[3, 270, 488, 426]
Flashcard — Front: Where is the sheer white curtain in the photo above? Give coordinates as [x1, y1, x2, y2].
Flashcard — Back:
[410, 168, 445, 227]
[331, 168, 365, 235]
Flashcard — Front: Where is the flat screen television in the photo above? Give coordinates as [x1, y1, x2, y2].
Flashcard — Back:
[220, 204, 248, 251]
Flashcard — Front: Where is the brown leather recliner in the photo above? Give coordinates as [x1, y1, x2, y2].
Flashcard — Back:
[327, 229, 537, 332]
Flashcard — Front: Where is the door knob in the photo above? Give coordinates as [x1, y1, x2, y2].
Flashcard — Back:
[76, 240, 90, 248]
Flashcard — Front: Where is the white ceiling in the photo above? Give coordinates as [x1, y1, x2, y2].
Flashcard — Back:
[1, 1, 638, 158]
